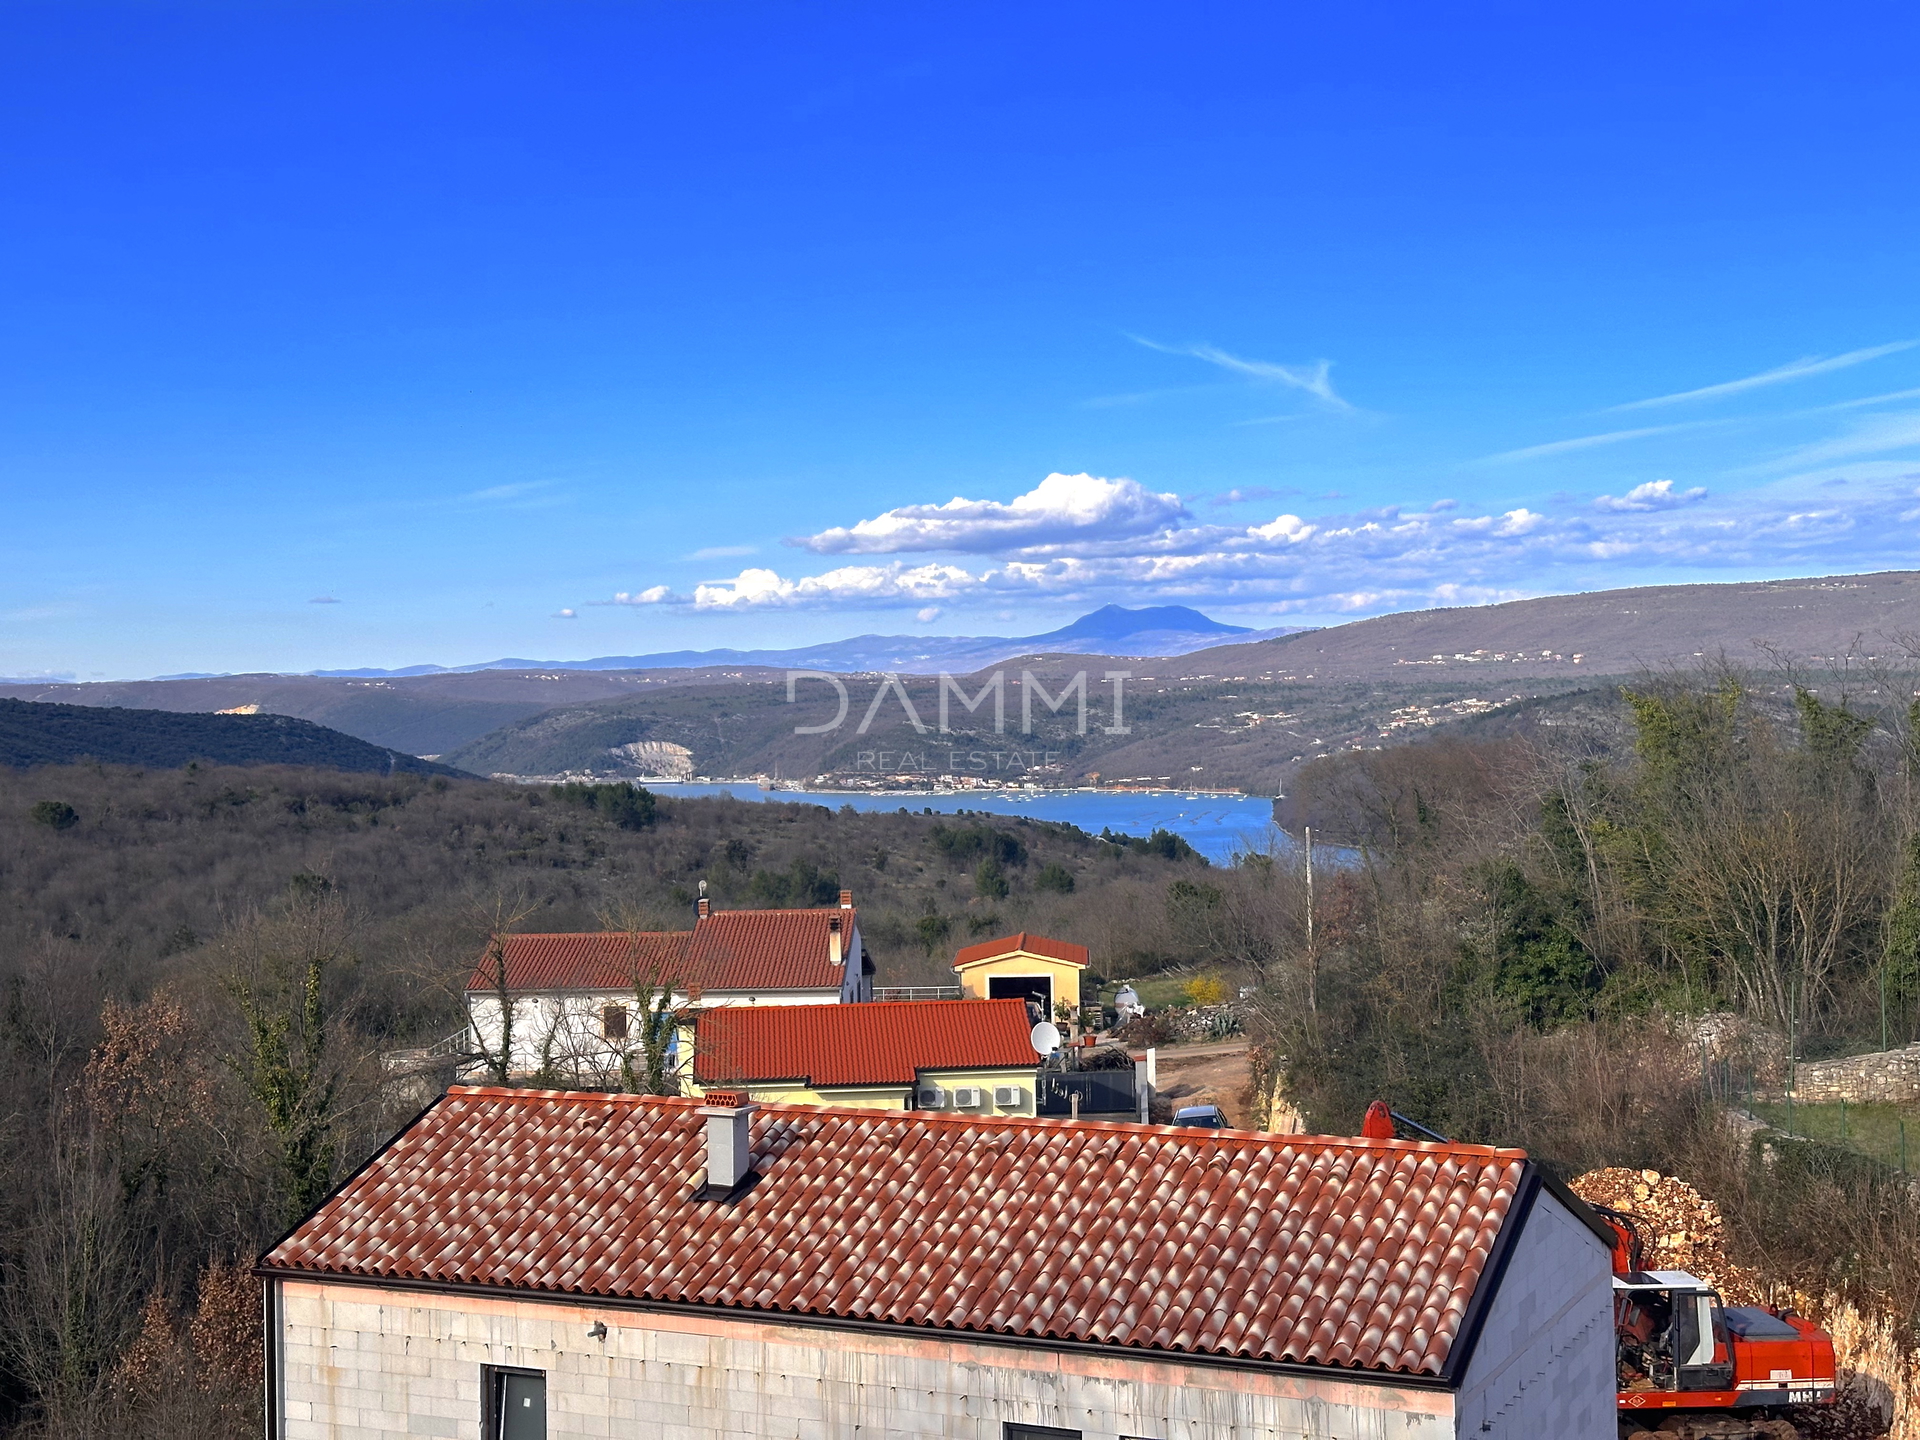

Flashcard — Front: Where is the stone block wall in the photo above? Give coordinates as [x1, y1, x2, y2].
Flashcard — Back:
[272, 1279, 1462, 1440]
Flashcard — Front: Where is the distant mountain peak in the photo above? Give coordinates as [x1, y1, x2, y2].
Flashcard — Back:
[1034, 605, 1250, 643]
[303, 605, 1300, 678]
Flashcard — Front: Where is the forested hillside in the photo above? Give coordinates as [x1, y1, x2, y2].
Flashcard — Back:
[0, 699, 468, 776]
[0, 763, 1224, 1436]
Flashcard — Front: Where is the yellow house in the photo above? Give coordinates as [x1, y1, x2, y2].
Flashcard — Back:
[951, 931, 1090, 1018]
[688, 998, 1041, 1116]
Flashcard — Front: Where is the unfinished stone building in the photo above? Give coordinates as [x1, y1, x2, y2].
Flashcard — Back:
[257, 1086, 1617, 1439]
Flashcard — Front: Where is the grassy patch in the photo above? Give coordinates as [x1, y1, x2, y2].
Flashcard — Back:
[1750, 1099, 1920, 1172]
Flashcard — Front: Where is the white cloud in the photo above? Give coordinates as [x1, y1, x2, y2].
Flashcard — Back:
[689, 544, 757, 559]
[1594, 479, 1709, 512]
[1135, 338, 1353, 410]
[1487, 422, 1709, 463]
[681, 563, 984, 610]
[798, 472, 1186, 555]
[610, 585, 674, 605]
[554, 607, 577, 618]
[606, 463, 1920, 622]
[1612, 341, 1915, 411]
[915, 606, 941, 623]
[1762, 411, 1920, 470]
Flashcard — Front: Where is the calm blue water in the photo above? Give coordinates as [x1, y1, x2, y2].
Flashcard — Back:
[644, 783, 1285, 864]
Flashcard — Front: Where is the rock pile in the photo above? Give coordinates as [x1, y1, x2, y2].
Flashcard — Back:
[1569, 1167, 1765, 1305]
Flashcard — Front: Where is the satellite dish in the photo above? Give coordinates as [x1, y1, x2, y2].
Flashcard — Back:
[1030, 1021, 1061, 1055]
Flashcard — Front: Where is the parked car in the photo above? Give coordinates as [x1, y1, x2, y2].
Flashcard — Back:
[1173, 1104, 1225, 1129]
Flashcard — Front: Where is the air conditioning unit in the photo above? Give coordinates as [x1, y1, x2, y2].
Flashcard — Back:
[992, 1085, 1023, 1108]
[917, 1087, 947, 1109]
[950, 1086, 984, 1108]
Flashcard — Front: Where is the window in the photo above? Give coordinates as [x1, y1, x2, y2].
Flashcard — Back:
[1004, 1427, 1079, 1440]
[484, 1366, 546, 1440]
[602, 1004, 629, 1042]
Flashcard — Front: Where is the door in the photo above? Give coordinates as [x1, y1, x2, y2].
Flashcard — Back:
[988, 974, 1052, 1019]
[490, 1368, 546, 1440]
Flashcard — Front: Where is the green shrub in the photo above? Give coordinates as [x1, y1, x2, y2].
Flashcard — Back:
[1034, 862, 1075, 893]
[30, 799, 77, 830]
[974, 856, 1010, 900]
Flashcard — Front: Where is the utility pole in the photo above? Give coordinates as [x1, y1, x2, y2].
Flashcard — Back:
[1305, 825, 1315, 953]
[1304, 826, 1317, 1016]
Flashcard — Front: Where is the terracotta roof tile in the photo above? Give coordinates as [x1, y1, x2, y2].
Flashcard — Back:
[466, 908, 855, 995]
[953, 931, 1089, 970]
[464, 931, 693, 991]
[694, 999, 1036, 1087]
[262, 1088, 1528, 1377]
[688, 908, 852, 992]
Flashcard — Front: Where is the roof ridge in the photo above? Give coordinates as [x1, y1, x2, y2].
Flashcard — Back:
[438, 1086, 1528, 1155]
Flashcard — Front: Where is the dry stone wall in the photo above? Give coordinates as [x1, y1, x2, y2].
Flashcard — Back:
[1786, 1043, 1920, 1104]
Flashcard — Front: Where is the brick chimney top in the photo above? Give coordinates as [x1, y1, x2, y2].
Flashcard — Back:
[696, 897, 710, 919]
[839, 888, 853, 909]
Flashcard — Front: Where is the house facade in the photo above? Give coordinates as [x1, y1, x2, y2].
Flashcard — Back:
[465, 894, 873, 1082]
[952, 931, 1090, 1018]
[258, 1087, 1618, 1439]
[689, 997, 1040, 1115]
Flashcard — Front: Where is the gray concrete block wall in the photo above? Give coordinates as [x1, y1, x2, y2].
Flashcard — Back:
[275, 1280, 1460, 1440]
[1453, 1191, 1616, 1440]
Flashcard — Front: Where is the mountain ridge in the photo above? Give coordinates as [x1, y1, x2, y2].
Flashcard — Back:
[309, 605, 1304, 678]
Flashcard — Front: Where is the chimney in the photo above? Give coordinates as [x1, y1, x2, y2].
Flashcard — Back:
[697, 897, 710, 919]
[827, 914, 843, 966]
[695, 1089, 757, 1193]
[839, 888, 853, 910]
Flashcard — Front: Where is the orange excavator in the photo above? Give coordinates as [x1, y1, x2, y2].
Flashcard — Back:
[1359, 1104, 1839, 1440]
[1596, 1202, 1835, 1439]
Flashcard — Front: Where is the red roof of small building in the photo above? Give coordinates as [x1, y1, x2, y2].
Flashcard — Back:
[466, 932, 692, 992]
[261, 1087, 1536, 1379]
[466, 908, 855, 995]
[694, 999, 1035, 1087]
[952, 931, 1089, 970]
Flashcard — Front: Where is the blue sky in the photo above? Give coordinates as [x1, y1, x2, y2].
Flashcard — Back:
[4, 2, 1920, 679]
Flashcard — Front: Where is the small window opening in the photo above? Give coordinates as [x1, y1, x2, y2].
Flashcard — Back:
[1005, 1427, 1080, 1440]
[602, 1004, 629, 1041]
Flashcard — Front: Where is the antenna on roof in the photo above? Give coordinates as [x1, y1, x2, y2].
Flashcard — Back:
[1030, 1021, 1060, 1056]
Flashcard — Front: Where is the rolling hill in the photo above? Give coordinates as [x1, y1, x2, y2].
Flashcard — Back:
[0, 699, 472, 775]
[1154, 571, 1920, 681]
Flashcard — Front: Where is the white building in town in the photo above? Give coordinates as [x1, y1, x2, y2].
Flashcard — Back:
[464, 893, 872, 1080]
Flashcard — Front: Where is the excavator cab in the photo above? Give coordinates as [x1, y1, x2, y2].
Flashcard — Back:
[1613, 1271, 1734, 1396]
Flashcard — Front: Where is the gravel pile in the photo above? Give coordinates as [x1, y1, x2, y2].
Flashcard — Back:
[1570, 1166, 1766, 1305]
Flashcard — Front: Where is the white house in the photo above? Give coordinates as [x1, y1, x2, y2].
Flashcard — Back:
[465, 892, 873, 1081]
[257, 1087, 1618, 1439]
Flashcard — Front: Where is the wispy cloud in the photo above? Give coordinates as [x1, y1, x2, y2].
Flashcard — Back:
[1132, 337, 1353, 411]
[1761, 410, 1920, 470]
[308, 595, 342, 604]
[689, 544, 757, 559]
[1611, 341, 1915, 411]
[1485, 421, 1708, 463]
[456, 479, 567, 509]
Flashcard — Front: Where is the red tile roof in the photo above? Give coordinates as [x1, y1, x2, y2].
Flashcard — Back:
[262, 1087, 1533, 1379]
[466, 908, 855, 995]
[953, 931, 1089, 970]
[694, 999, 1036, 1087]
[466, 932, 692, 992]
[688, 908, 853, 993]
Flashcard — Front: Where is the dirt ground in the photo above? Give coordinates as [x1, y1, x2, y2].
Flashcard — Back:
[1151, 1040, 1254, 1127]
